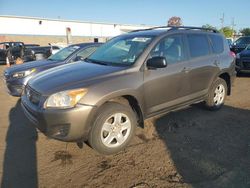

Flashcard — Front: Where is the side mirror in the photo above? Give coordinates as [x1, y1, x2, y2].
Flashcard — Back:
[146, 56, 167, 69]
[74, 56, 85, 61]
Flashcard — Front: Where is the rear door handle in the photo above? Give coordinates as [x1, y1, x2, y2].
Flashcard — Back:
[182, 67, 190, 73]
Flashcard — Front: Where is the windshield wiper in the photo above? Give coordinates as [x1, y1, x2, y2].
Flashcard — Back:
[48, 58, 62, 61]
[85, 58, 108, 66]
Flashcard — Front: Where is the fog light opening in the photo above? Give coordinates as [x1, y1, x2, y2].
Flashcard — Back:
[50, 124, 70, 138]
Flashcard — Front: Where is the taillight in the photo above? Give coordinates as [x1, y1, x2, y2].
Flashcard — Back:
[230, 51, 236, 58]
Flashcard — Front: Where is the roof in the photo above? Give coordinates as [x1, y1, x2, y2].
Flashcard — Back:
[69, 42, 103, 48]
[0, 41, 24, 44]
[129, 29, 168, 36]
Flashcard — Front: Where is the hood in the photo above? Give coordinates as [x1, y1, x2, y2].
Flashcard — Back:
[232, 43, 248, 49]
[5, 59, 60, 74]
[240, 49, 250, 57]
[28, 61, 128, 95]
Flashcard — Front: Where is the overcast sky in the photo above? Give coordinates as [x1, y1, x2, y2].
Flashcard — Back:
[0, 0, 249, 30]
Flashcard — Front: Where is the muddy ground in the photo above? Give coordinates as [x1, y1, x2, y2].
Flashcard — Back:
[0, 65, 249, 188]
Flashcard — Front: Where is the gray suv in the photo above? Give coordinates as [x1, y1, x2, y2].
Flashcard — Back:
[21, 26, 236, 155]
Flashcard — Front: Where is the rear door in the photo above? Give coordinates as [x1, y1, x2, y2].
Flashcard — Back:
[143, 34, 190, 116]
[186, 33, 219, 98]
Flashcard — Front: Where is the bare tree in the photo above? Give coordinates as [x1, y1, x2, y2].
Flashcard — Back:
[167, 16, 183, 26]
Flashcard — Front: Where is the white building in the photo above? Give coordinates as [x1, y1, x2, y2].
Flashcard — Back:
[0, 15, 152, 38]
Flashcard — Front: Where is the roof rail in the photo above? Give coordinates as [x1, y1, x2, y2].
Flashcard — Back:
[169, 26, 219, 33]
[130, 26, 219, 33]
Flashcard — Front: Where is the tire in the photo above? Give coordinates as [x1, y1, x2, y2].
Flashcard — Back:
[205, 78, 228, 110]
[236, 70, 241, 77]
[88, 102, 137, 155]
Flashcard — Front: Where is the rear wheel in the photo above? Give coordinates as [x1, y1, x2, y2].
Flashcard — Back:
[88, 102, 136, 155]
[205, 78, 227, 110]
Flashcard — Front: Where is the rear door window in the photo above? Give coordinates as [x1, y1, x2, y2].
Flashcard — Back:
[187, 34, 211, 58]
[209, 34, 224, 54]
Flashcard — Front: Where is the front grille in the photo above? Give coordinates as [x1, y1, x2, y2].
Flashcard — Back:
[25, 85, 41, 106]
[21, 100, 39, 125]
[241, 57, 250, 61]
[236, 61, 241, 66]
[243, 62, 250, 69]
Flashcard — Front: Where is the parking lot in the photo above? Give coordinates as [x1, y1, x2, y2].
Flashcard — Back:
[0, 65, 250, 187]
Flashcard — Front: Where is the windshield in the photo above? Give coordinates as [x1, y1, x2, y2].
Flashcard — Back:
[227, 39, 232, 45]
[234, 37, 250, 45]
[48, 45, 80, 61]
[246, 45, 250, 50]
[87, 35, 154, 66]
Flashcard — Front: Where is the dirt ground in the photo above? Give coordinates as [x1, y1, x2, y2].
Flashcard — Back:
[0, 65, 249, 188]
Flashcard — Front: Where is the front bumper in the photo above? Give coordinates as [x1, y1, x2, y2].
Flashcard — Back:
[236, 58, 250, 72]
[231, 47, 245, 54]
[5, 82, 24, 96]
[3, 74, 29, 97]
[21, 95, 96, 142]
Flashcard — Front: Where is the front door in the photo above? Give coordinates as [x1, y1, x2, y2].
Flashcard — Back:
[143, 34, 190, 116]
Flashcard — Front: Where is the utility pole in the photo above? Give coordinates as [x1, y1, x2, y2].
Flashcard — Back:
[220, 13, 225, 29]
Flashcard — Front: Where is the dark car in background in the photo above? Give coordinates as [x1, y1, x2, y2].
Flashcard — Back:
[230, 36, 250, 54]
[4, 42, 101, 96]
[26, 45, 59, 60]
[21, 26, 235, 155]
[236, 44, 250, 73]
[0, 42, 35, 64]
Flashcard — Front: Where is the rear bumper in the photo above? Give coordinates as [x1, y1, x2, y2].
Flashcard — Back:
[21, 95, 96, 142]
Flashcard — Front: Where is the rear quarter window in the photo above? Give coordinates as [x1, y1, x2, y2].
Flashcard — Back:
[209, 35, 224, 54]
[187, 34, 210, 58]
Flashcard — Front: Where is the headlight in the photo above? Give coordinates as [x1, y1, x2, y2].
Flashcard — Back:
[12, 68, 36, 78]
[44, 88, 87, 109]
[236, 53, 240, 59]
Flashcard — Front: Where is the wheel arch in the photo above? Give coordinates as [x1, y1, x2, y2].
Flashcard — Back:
[218, 72, 231, 95]
[100, 95, 144, 128]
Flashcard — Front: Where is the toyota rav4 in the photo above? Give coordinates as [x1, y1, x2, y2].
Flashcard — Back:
[21, 26, 236, 155]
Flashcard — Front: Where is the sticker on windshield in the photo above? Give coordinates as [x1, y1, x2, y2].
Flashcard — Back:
[132, 37, 151, 42]
[72, 46, 80, 49]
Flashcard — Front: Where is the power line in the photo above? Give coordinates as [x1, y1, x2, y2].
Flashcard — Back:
[231, 17, 236, 30]
[220, 13, 224, 29]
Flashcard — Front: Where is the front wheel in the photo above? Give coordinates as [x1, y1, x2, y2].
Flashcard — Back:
[88, 102, 137, 155]
[205, 78, 227, 110]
